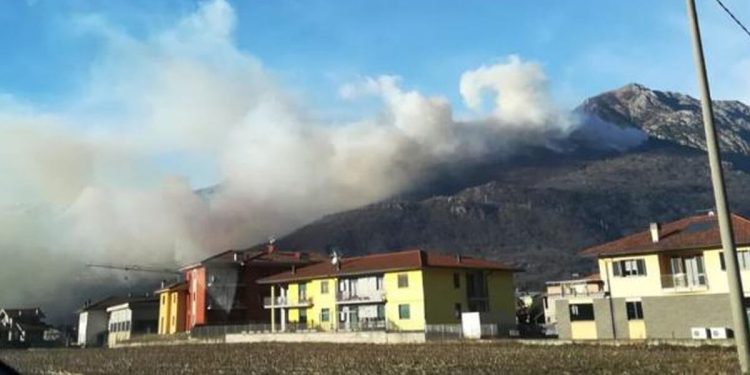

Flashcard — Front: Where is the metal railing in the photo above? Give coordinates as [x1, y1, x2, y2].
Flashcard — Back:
[336, 290, 386, 304]
[336, 319, 387, 331]
[661, 273, 708, 290]
[546, 288, 605, 298]
[190, 324, 275, 338]
[262, 296, 313, 308]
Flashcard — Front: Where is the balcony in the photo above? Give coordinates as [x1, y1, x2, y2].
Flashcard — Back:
[263, 296, 312, 308]
[336, 290, 386, 305]
[661, 273, 709, 292]
[337, 319, 387, 331]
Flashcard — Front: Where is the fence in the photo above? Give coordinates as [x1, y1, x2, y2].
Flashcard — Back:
[425, 324, 463, 341]
[190, 324, 274, 338]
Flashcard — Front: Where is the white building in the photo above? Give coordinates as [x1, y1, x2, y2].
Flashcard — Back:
[77, 297, 129, 347]
[106, 297, 158, 347]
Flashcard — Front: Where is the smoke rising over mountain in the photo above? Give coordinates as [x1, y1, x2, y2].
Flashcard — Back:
[0, 0, 575, 317]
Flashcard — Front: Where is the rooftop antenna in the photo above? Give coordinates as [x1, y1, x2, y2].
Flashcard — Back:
[330, 247, 341, 270]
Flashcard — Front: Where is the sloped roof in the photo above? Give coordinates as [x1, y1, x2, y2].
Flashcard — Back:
[155, 281, 187, 294]
[257, 249, 519, 284]
[0, 308, 44, 323]
[79, 296, 156, 313]
[581, 213, 750, 257]
[179, 247, 326, 271]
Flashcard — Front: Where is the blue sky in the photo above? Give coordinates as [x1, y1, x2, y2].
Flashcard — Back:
[2, 0, 750, 188]
[3, 1, 749, 107]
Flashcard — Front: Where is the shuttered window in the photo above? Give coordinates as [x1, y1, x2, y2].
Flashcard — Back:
[612, 259, 647, 277]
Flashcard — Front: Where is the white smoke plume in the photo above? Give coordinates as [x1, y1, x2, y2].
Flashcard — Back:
[0, 0, 574, 319]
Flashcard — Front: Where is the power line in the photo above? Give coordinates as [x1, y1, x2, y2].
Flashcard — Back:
[714, 0, 750, 40]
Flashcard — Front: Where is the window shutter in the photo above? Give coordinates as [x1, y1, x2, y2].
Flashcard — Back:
[637, 259, 646, 275]
[613, 261, 622, 277]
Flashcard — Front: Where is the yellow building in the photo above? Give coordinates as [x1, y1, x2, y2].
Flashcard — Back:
[155, 281, 187, 335]
[557, 213, 750, 340]
[257, 249, 518, 334]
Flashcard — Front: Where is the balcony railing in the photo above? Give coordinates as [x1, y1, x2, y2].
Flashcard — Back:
[262, 296, 312, 308]
[661, 273, 708, 291]
[337, 319, 387, 331]
[546, 288, 605, 298]
[336, 290, 386, 304]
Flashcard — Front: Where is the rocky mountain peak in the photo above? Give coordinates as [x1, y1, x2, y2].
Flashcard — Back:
[579, 83, 750, 155]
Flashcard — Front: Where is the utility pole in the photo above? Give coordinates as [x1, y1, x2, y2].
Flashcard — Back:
[686, 0, 750, 372]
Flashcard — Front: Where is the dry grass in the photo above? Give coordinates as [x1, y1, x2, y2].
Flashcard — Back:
[0, 342, 741, 374]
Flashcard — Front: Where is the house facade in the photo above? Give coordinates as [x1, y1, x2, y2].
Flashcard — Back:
[156, 282, 188, 335]
[257, 249, 518, 334]
[0, 308, 48, 347]
[77, 296, 134, 347]
[557, 212, 750, 340]
[178, 245, 324, 332]
[543, 274, 604, 336]
[106, 297, 158, 347]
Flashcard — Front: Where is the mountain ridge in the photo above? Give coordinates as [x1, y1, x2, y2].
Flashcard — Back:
[256, 84, 750, 289]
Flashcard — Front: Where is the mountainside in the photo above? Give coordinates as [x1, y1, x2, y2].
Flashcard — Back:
[579, 83, 750, 155]
[268, 84, 750, 289]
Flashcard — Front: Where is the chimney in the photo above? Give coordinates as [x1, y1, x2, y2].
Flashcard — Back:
[650, 222, 660, 243]
[267, 237, 276, 254]
[291, 265, 296, 274]
[160, 280, 166, 289]
[455, 254, 462, 264]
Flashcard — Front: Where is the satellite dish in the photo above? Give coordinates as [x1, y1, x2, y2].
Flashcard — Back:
[268, 236, 276, 245]
[330, 248, 340, 265]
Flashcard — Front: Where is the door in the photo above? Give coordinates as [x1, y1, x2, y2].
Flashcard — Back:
[685, 256, 705, 286]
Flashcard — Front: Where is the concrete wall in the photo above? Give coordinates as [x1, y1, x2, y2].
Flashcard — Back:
[225, 331, 426, 344]
[555, 300, 571, 339]
[642, 294, 735, 339]
[593, 298, 629, 340]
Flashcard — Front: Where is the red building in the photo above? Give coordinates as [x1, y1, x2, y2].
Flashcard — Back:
[181, 244, 324, 330]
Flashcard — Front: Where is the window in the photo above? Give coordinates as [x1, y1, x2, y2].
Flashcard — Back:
[161, 296, 167, 305]
[720, 252, 750, 271]
[453, 273, 460, 289]
[398, 274, 409, 288]
[321, 281, 329, 294]
[299, 283, 307, 301]
[569, 303, 595, 321]
[321, 308, 330, 322]
[376, 276, 384, 290]
[612, 259, 647, 277]
[377, 304, 385, 319]
[172, 316, 176, 326]
[399, 304, 411, 320]
[626, 301, 644, 320]
[454, 303, 462, 319]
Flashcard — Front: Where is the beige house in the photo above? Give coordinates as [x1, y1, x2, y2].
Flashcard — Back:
[543, 274, 604, 336]
[557, 212, 750, 340]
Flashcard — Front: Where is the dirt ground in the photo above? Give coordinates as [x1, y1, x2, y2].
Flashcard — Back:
[0, 342, 741, 374]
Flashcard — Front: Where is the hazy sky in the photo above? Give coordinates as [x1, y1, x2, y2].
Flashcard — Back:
[1, 0, 749, 188]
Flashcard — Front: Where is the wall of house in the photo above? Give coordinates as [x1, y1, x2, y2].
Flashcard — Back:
[599, 255, 663, 298]
[703, 247, 750, 294]
[384, 270, 425, 331]
[169, 291, 187, 333]
[642, 294, 736, 339]
[600, 247, 750, 301]
[107, 308, 132, 347]
[555, 300, 571, 339]
[422, 268, 467, 325]
[186, 267, 206, 329]
[592, 298, 629, 340]
[487, 271, 517, 330]
[158, 292, 170, 335]
[82, 310, 108, 346]
[285, 278, 337, 330]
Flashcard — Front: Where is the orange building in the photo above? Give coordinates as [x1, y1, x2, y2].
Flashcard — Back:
[179, 244, 324, 331]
